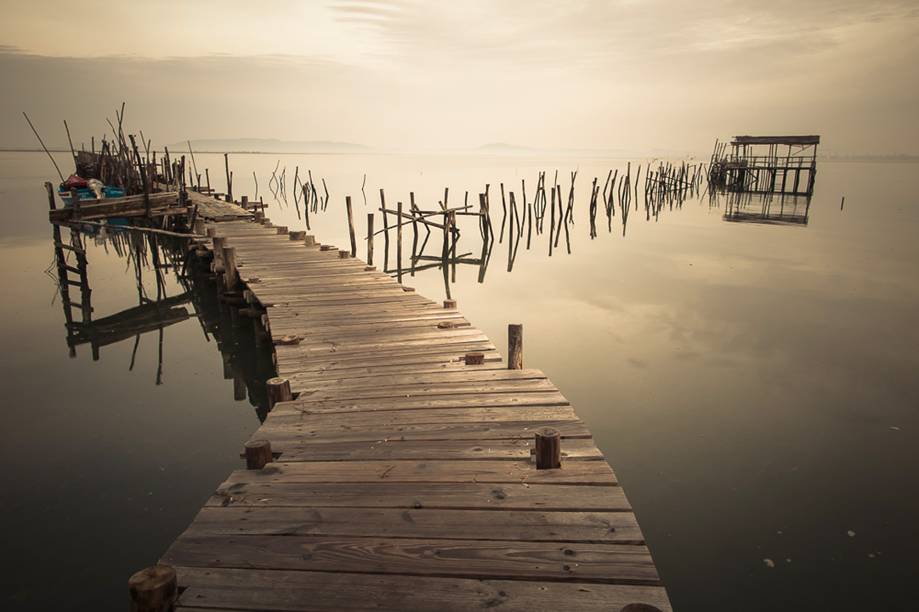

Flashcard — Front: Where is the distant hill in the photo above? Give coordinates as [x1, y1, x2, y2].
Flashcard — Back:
[174, 138, 370, 154]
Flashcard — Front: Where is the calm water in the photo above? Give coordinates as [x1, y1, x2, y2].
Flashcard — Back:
[1, 151, 917, 611]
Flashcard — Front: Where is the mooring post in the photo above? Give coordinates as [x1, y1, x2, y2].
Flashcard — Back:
[535, 428, 561, 469]
[275, 225, 288, 235]
[444, 299, 457, 309]
[128, 564, 177, 612]
[266, 376, 292, 409]
[304, 234, 317, 247]
[244, 440, 273, 470]
[338, 250, 350, 259]
[223, 246, 238, 289]
[224, 153, 232, 202]
[241, 195, 249, 209]
[289, 230, 306, 241]
[508, 323, 523, 370]
[206, 227, 217, 238]
[366, 213, 375, 266]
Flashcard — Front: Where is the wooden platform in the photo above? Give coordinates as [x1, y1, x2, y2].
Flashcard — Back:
[159, 219, 671, 611]
[185, 189, 252, 221]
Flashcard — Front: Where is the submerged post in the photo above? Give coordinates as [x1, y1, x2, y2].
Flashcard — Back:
[128, 564, 177, 612]
[535, 428, 561, 469]
[245, 440, 273, 470]
[508, 323, 523, 370]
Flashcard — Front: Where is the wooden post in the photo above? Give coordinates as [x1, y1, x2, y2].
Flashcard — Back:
[346, 195, 356, 257]
[508, 323, 523, 370]
[244, 440, 273, 470]
[275, 226, 288, 235]
[465, 352, 484, 365]
[367, 213, 374, 266]
[241, 195, 249, 209]
[304, 235, 317, 247]
[444, 299, 456, 309]
[223, 246, 238, 289]
[193, 218, 206, 235]
[212, 236, 226, 273]
[266, 376, 292, 409]
[396, 201, 403, 284]
[224, 153, 232, 202]
[535, 428, 561, 469]
[128, 564, 177, 612]
[338, 250, 350, 259]
[289, 230, 306, 240]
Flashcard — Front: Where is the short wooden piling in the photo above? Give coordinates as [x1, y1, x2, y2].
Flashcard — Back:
[266, 376, 292, 409]
[289, 230, 306, 241]
[465, 352, 485, 365]
[367, 213, 374, 266]
[212, 236, 227, 273]
[304, 235, 317, 247]
[339, 250, 351, 259]
[508, 323, 523, 370]
[128, 564, 177, 612]
[244, 440, 273, 470]
[444, 299, 457, 309]
[535, 428, 561, 469]
[275, 226, 288, 235]
[241, 195, 249, 209]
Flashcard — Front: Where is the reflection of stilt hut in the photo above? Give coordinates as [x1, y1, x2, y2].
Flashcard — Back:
[709, 135, 819, 196]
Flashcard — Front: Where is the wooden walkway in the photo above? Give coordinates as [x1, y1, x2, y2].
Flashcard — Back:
[158, 218, 671, 611]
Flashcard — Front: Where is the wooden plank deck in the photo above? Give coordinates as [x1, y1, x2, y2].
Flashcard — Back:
[159, 219, 671, 611]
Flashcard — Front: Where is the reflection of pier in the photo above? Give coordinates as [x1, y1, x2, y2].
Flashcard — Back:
[50, 218, 276, 414]
[720, 192, 812, 226]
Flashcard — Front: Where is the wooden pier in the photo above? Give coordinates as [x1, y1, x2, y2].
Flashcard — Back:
[132, 215, 671, 611]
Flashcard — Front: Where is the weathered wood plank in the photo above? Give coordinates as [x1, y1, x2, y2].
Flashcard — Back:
[174, 567, 673, 611]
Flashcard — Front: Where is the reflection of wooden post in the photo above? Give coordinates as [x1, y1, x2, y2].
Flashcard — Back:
[535, 428, 561, 469]
[366, 213, 374, 266]
[508, 324, 523, 370]
[128, 564, 177, 612]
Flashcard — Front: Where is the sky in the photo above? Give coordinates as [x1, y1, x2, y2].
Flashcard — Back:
[1, 0, 917, 155]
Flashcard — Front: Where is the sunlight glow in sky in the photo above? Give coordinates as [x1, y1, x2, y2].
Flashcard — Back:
[1, 0, 917, 153]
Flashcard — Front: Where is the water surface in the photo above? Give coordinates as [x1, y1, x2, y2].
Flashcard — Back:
[1, 151, 917, 611]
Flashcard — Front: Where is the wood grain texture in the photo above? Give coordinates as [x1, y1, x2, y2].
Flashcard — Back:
[157, 219, 668, 611]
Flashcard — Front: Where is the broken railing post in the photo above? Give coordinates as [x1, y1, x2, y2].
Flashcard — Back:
[244, 440, 273, 470]
[535, 428, 561, 469]
[508, 323, 523, 370]
[266, 376, 292, 409]
[128, 564, 177, 612]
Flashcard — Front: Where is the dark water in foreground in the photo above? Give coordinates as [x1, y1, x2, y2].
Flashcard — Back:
[1, 151, 917, 611]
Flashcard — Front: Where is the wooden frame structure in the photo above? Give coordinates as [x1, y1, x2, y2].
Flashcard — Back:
[709, 135, 820, 196]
